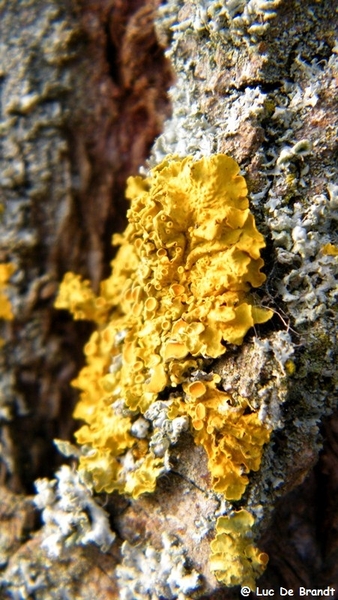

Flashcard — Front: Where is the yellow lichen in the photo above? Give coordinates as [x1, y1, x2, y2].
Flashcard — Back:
[322, 243, 338, 256]
[169, 376, 271, 501]
[56, 154, 272, 586]
[54, 272, 110, 324]
[209, 510, 269, 590]
[0, 263, 15, 321]
[57, 153, 272, 488]
[285, 359, 296, 375]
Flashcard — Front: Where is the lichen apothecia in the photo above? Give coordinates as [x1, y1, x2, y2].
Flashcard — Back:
[55, 154, 273, 588]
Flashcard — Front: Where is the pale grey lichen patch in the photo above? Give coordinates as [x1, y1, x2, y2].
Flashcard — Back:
[157, 0, 282, 42]
[130, 417, 150, 439]
[152, 0, 282, 166]
[116, 533, 201, 600]
[34, 465, 115, 557]
[206, 0, 282, 40]
[150, 72, 217, 164]
[151, 1, 218, 165]
[265, 142, 338, 325]
[216, 332, 291, 430]
[1, 559, 48, 600]
[221, 86, 267, 134]
[144, 400, 189, 460]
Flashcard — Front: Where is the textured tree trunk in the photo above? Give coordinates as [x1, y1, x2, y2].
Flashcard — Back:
[0, 0, 337, 598]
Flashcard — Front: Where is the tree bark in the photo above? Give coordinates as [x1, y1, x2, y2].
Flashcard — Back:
[0, 0, 337, 598]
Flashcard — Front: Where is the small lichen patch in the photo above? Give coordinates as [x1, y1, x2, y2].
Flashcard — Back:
[209, 510, 269, 590]
[169, 375, 271, 500]
[54, 272, 109, 324]
[322, 243, 338, 256]
[0, 262, 15, 322]
[34, 465, 115, 557]
[116, 533, 201, 600]
[0, 262, 16, 348]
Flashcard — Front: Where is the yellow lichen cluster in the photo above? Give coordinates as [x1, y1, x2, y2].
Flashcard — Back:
[322, 243, 338, 256]
[56, 154, 272, 586]
[0, 263, 15, 322]
[0, 263, 15, 347]
[56, 154, 271, 494]
[55, 272, 109, 324]
[169, 376, 271, 500]
[209, 510, 269, 590]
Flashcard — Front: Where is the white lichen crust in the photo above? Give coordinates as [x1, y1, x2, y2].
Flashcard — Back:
[34, 465, 115, 557]
[116, 533, 201, 600]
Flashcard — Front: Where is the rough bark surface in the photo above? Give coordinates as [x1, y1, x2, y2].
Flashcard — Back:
[0, 0, 337, 599]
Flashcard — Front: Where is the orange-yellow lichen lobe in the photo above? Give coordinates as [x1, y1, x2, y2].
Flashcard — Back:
[54, 272, 108, 324]
[210, 510, 269, 590]
[170, 376, 271, 500]
[322, 243, 338, 256]
[0, 262, 16, 322]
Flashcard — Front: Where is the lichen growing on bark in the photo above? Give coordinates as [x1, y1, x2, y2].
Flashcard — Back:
[55, 154, 271, 499]
[1, 0, 338, 597]
[0, 263, 15, 324]
[34, 465, 115, 557]
[209, 510, 269, 590]
[148, 0, 338, 593]
[54, 153, 272, 588]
